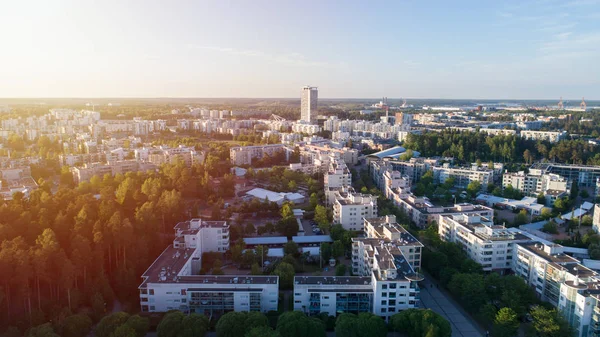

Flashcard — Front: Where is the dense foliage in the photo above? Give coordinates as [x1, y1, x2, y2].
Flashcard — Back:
[389, 309, 451, 337]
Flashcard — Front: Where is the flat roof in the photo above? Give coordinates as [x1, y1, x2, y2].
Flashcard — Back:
[294, 276, 372, 285]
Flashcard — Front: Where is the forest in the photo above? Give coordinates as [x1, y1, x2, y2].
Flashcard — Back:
[403, 129, 600, 165]
[0, 158, 237, 335]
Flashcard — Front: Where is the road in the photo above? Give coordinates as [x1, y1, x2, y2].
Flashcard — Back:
[419, 278, 485, 337]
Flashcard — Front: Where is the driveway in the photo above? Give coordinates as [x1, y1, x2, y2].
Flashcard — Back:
[419, 279, 485, 337]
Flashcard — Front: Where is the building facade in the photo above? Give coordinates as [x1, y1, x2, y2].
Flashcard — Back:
[301, 86, 318, 124]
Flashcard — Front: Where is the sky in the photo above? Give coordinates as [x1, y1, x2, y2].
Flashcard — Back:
[0, 0, 599, 99]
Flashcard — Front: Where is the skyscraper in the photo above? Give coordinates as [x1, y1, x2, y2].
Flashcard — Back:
[300, 86, 318, 124]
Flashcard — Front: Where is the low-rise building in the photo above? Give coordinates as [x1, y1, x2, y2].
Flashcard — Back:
[139, 219, 278, 314]
[519, 130, 567, 143]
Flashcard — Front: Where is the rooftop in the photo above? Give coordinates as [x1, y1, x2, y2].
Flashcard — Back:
[294, 276, 372, 286]
[518, 241, 579, 264]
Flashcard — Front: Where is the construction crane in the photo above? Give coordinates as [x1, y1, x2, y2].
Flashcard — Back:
[581, 97, 587, 110]
[270, 114, 286, 122]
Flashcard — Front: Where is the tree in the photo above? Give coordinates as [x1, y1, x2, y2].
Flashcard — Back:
[216, 312, 268, 337]
[390, 309, 451, 337]
[276, 311, 326, 337]
[125, 315, 150, 337]
[26, 323, 60, 337]
[335, 264, 347, 276]
[60, 314, 93, 337]
[96, 312, 131, 337]
[530, 305, 574, 337]
[156, 311, 184, 337]
[180, 313, 209, 337]
[309, 193, 319, 210]
[331, 240, 345, 259]
[542, 221, 559, 234]
[582, 215, 593, 226]
[523, 149, 534, 164]
[245, 326, 280, 337]
[314, 205, 330, 232]
[320, 242, 332, 263]
[283, 241, 299, 256]
[251, 262, 262, 275]
[492, 308, 519, 337]
[514, 209, 529, 226]
[112, 326, 137, 337]
[466, 181, 482, 197]
[273, 262, 295, 289]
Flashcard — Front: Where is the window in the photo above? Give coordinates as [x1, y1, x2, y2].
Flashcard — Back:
[389, 283, 397, 289]
[389, 300, 396, 306]
[141, 305, 149, 312]
[295, 293, 301, 296]
[140, 289, 148, 295]
[141, 297, 148, 302]
[149, 289, 155, 295]
[388, 308, 396, 312]
[381, 300, 387, 305]
[150, 306, 155, 311]
[382, 284, 387, 290]
[381, 308, 387, 313]
[382, 292, 387, 297]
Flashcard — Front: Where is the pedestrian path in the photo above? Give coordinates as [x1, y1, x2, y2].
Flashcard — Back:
[419, 281, 484, 337]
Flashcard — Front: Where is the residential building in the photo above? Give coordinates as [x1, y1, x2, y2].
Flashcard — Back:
[514, 242, 600, 337]
[593, 204, 600, 234]
[439, 213, 529, 272]
[519, 130, 567, 143]
[502, 169, 569, 200]
[229, 144, 289, 166]
[324, 156, 352, 205]
[294, 215, 423, 318]
[433, 163, 494, 189]
[332, 187, 378, 231]
[70, 160, 157, 184]
[300, 86, 318, 124]
[139, 219, 278, 314]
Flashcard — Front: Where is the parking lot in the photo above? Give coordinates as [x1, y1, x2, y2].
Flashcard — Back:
[301, 219, 323, 236]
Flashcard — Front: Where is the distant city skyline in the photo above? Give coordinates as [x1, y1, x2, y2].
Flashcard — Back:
[1, 0, 599, 99]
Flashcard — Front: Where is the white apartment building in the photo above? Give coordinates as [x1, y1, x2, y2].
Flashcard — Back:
[147, 145, 205, 167]
[519, 130, 568, 143]
[229, 144, 289, 166]
[301, 143, 359, 166]
[70, 160, 157, 184]
[593, 204, 600, 234]
[139, 219, 278, 315]
[514, 241, 600, 337]
[332, 188, 378, 231]
[300, 86, 318, 124]
[438, 213, 530, 272]
[324, 156, 352, 205]
[433, 163, 494, 189]
[294, 216, 423, 319]
[292, 122, 321, 135]
[502, 169, 569, 203]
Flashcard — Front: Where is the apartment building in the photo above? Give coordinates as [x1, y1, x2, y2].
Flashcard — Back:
[70, 160, 157, 183]
[294, 216, 423, 318]
[324, 156, 352, 205]
[147, 145, 206, 167]
[433, 163, 494, 189]
[332, 187, 378, 231]
[532, 163, 600, 188]
[229, 144, 289, 166]
[438, 213, 530, 272]
[370, 158, 438, 186]
[300, 86, 318, 124]
[502, 169, 569, 198]
[514, 242, 600, 337]
[139, 219, 278, 314]
[519, 130, 567, 143]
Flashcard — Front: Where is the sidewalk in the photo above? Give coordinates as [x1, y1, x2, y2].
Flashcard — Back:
[419, 276, 486, 337]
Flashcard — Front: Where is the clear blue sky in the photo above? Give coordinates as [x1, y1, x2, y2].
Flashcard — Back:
[1, 0, 599, 99]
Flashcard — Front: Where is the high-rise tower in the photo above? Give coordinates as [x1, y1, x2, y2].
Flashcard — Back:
[300, 86, 318, 124]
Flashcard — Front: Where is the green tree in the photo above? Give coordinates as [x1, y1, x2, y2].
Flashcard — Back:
[245, 326, 280, 337]
[283, 241, 299, 256]
[331, 240, 345, 259]
[180, 313, 209, 337]
[112, 326, 137, 337]
[390, 309, 451, 337]
[273, 262, 295, 289]
[492, 308, 519, 337]
[514, 209, 529, 226]
[125, 315, 150, 337]
[60, 314, 93, 337]
[530, 305, 574, 337]
[216, 312, 268, 337]
[314, 205, 330, 232]
[320, 242, 332, 263]
[542, 221, 559, 234]
[96, 312, 131, 337]
[466, 181, 482, 197]
[156, 311, 184, 337]
[276, 311, 326, 337]
[26, 323, 60, 337]
[335, 264, 347, 276]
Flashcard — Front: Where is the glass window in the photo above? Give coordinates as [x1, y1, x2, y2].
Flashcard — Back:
[149, 289, 154, 295]
[382, 284, 387, 289]
[382, 292, 387, 297]
[381, 300, 387, 305]
[389, 283, 397, 289]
